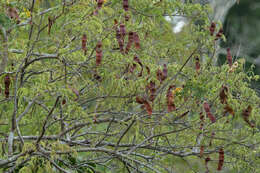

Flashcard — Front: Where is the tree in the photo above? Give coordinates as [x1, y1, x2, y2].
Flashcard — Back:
[0, 0, 259, 172]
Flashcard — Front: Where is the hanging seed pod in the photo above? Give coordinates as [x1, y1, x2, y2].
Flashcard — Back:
[120, 24, 126, 39]
[195, 57, 200, 73]
[215, 28, 224, 40]
[144, 101, 152, 116]
[156, 65, 167, 83]
[223, 105, 234, 117]
[4, 75, 11, 88]
[205, 156, 211, 173]
[82, 34, 87, 55]
[125, 31, 134, 54]
[116, 28, 124, 53]
[96, 41, 103, 66]
[7, 7, 20, 24]
[203, 102, 216, 123]
[147, 81, 156, 102]
[123, 0, 129, 11]
[136, 96, 145, 104]
[242, 105, 255, 128]
[97, 0, 104, 9]
[167, 85, 176, 112]
[217, 148, 224, 171]
[136, 96, 152, 115]
[5, 89, 10, 98]
[48, 17, 53, 35]
[219, 85, 228, 104]
[209, 22, 216, 36]
[162, 64, 167, 81]
[156, 68, 163, 83]
[133, 32, 140, 49]
[226, 48, 232, 67]
[4, 75, 11, 98]
[199, 112, 204, 130]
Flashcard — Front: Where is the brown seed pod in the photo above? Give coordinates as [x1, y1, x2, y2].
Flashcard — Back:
[209, 22, 216, 36]
[96, 41, 103, 66]
[125, 32, 134, 54]
[167, 85, 176, 112]
[217, 148, 224, 171]
[82, 34, 87, 55]
[123, 0, 129, 11]
[133, 32, 140, 49]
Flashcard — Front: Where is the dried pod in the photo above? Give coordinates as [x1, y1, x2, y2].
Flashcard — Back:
[217, 148, 224, 171]
[4, 75, 11, 88]
[120, 24, 126, 38]
[219, 85, 228, 104]
[199, 112, 204, 130]
[203, 102, 216, 123]
[97, 0, 104, 9]
[162, 64, 167, 81]
[136, 96, 153, 115]
[136, 96, 145, 104]
[116, 28, 124, 53]
[227, 48, 232, 67]
[195, 57, 200, 73]
[82, 34, 87, 55]
[4, 75, 11, 98]
[205, 156, 211, 173]
[7, 7, 20, 24]
[48, 17, 53, 35]
[143, 100, 152, 116]
[156, 68, 163, 83]
[4, 90, 10, 98]
[147, 81, 156, 102]
[96, 41, 102, 66]
[123, 0, 129, 11]
[156, 65, 167, 83]
[209, 22, 216, 36]
[215, 28, 224, 40]
[167, 85, 176, 112]
[125, 31, 134, 54]
[133, 32, 140, 49]
[242, 105, 255, 128]
[224, 105, 234, 117]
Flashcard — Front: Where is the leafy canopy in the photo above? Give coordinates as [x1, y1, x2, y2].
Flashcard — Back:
[0, 0, 260, 172]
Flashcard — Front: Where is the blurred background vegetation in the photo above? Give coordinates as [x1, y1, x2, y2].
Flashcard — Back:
[219, 0, 260, 94]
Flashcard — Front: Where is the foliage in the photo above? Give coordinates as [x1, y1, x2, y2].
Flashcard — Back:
[0, 0, 260, 172]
